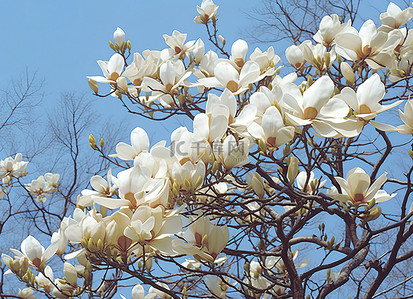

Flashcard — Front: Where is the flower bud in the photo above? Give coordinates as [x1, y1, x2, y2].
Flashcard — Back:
[340, 62, 355, 84]
[114, 27, 125, 46]
[88, 79, 98, 94]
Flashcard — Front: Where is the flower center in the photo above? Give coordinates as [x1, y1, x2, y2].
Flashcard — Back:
[110, 72, 120, 81]
[359, 104, 371, 114]
[354, 193, 364, 202]
[226, 80, 239, 93]
[133, 78, 142, 86]
[303, 106, 318, 120]
[125, 192, 137, 207]
[234, 58, 245, 68]
[267, 137, 277, 148]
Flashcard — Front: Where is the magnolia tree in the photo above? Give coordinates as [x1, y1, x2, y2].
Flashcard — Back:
[2, 1, 413, 298]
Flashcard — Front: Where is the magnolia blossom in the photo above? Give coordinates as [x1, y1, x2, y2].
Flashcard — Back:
[113, 127, 150, 160]
[162, 30, 195, 58]
[88, 53, 125, 83]
[0, 153, 28, 184]
[78, 169, 119, 208]
[25, 173, 59, 203]
[285, 45, 306, 69]
[124, 205, 182, 256]
[198, 60, 261, 94]
[248, 106, 295, 149]
[114, 27, 125, 46]
[194, 0, 219, 24]
[327, 167, 396, 205]
[283, 76, 361, 138]
[9, 235, 57, 269]
[217, 135, 250, 169]
[36, 265, 54, 293]
[204, 276, 228, 298]
[379, 2, 413, 32]
[313, 14, 351, 46]
[18, 288, 36, 299]
[143, 60, 191, 107]
[173, 215, 229, 262]
[335, 20, 402, 69]
[231, 39, 249, 68]
[296, 171, 326, 194]
[120, 284, 156, 299]
[336, 73, 402, 131]
[397, 100, 413, 134]
[206, 89, 257, 135]
[249, 46, 281, 77]
[123, 52, 157, 91]
[300, 41, 336, 73]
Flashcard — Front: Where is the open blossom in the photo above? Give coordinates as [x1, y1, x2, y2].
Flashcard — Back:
[379, 2, 413, 32]
[124, 205, 182, 256]
[249, 46, 281, 77]
[121, 284, 156, 299]
[0, 153, 28, 184]
[162, 30, 195, 59]
[112, 127, 150, 161]
[9, 235, 57, 269]
[397, 100, 413, 134]
[198, 60, 261, 94]
[88, 53, 125, 83]
[217, 135, 250, 169]
[194, 0, 219, 24]
[336, 73, 402, 131]
[335, 19, 402, 69]
[25, 173, 59, 203]
[313, 14, 351, 46]
[143, 60, 191, 107]
[173, 215, 229, 262]
[248, 106, 295, 149]
[300, 41, 336, 73]
[204, 276, 228, 298]
[283, 76, 361, 138]
[78, 169, 119, 208]
[327, 167, 396, 205]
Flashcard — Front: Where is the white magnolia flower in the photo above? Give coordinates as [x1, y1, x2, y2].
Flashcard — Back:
[194, 0, 219, 24]
[379, 2, 413, 32]
[300, 41, 336, 73]
[397, 100, 413, 134]
[248, 106, 295, 149]
[123, 53, 157, 90]
[162, 30, 195, 58]
[249, 46, 281, 77]
[36, 265, 54, 293]
[143, 60, 191, 107]
[283, 76, 361, 138]
[335, 20, 402, 69]
[113, 127, 150, 161]
[18, 288, 36, 299]
[296, 171, 326, 194]
[206, 89, 257, 134]
[313, 14, 351, 46]
[231, 39, 249, 68]
[114, 27, 125, 46]
[9, 236, 57, 268]
[124, 205, 182, 256]
[171, 160, 205, 192]
[26, 173, 59, 203]
[78, 169, 120, 208]
[336, 73, 402, 131]
[204, 276, 228, 298]
[0, 153, 28, 184]
[285, 45, 306, 69]
[198, 61, 261, 94]
[217, 135, 250, 169]
[327, 167, 396, 205]
[88, 53, 125, 83]
[173, 215, 229, 262]
[120, 284, 156, 299]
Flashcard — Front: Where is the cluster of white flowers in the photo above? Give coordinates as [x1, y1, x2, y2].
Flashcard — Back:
[3, 0, 412, 298]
